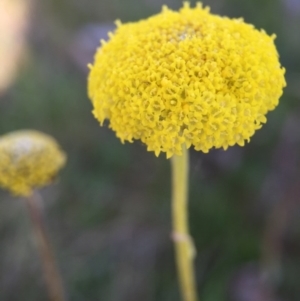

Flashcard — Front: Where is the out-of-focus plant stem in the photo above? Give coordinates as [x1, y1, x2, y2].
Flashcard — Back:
[26, 191, 66, 301]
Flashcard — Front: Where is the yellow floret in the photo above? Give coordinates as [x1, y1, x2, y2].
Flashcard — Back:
[0, 130, 66, 196]
[88, 2, 286, 158]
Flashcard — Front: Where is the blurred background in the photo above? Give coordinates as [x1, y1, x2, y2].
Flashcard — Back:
[0, 0, 299, 300]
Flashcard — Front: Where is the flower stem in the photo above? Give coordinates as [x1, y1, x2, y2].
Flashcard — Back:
[171, 147, 198, 301]
[26, 191, 66, 301]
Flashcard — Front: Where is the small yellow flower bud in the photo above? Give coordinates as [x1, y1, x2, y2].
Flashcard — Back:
[0, 130, 66, 196]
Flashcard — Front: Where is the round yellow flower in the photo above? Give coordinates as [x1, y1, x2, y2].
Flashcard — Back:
[0, 130, 66, 196]
[88, 2, 286, 158]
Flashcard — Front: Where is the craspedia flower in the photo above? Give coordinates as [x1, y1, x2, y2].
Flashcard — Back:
[0, 130, 66, 196]
[88, 2, 286, 158]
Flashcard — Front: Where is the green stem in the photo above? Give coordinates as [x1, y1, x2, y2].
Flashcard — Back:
[171, 147, 198, 301]
[26, 191, 66, 301]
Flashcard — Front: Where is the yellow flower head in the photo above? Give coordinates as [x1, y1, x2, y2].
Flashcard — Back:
[88, 2, 286, 158]
[0, 130, 66, 196]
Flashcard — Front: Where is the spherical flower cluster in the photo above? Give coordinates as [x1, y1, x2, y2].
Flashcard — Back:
[0, 130, 66, 196]
[88, 2, 286, 158]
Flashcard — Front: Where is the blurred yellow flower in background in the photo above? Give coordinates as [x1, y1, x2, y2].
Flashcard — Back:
[88, 2, 286, 158]
[0, 130, 66, 196]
